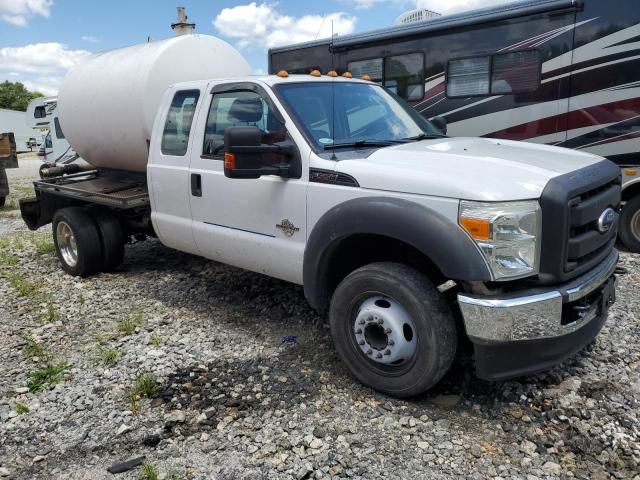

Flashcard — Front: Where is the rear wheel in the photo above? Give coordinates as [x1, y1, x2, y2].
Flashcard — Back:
[88, 207, 125, 271]
[619, 195, 640, 253]
[52, 207, 103, 277]
[329, 262, 457, 398]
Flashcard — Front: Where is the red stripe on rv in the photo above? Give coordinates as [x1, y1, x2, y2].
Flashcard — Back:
[485, 97, 640, 141]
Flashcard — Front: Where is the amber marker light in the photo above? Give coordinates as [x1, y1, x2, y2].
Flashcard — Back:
[224, 152, 235, 170]
[361, 74, 372, 81]
[342, 72, 353, 78]
[626, 169, 638, 176]
[459, 217, 491, 241]
[327, 70, 338, 77]
[276, 70, 289, 78]
[310, 69, 321, 77]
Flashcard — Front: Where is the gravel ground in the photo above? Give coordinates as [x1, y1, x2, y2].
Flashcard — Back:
[0, 167, 639, 480]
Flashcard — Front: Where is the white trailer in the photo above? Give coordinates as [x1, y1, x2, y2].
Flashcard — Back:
[0, 108, 35, 152]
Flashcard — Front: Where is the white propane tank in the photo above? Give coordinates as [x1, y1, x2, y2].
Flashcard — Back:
[58, 35, 251, 172]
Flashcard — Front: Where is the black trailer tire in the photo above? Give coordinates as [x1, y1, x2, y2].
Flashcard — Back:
[329, 262, 457, 398]
[88, 207, 125, 272]
[620, 195, 640, 253]
[52, 207, 103, 277]
[0, 197, 5, 208]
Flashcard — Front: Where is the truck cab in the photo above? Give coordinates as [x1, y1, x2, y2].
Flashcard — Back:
[142, 73, 620, 395]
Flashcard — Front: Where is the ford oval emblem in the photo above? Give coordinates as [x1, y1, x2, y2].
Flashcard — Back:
[597, 208, 616, 233]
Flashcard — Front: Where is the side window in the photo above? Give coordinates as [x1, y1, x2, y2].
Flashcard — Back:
[384, 53, 425, 101]
[348, 58, 383, 84]
[202, 90, 287, 158]
[447, 56, 490, 97]
[491, 50, 540, 95]
[447, 50, 541, 98]
[161, 90, 200, 157]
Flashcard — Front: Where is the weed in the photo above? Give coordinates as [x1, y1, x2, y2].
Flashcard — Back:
[78, 292, 86, 305]
[45, 303, 60, 322]
[125, 371, 159, 414]
[7, 272, 40, 297]
[15, 403, 29, 415]
[150, 335, 162, 347]
[97, 346, 120, 366]
[30, 233, 55, 256]
[139, 462, 159, 480]
[118, 311, 143, 336]
[0, 251, 17, 267]
[23, 337, 48, 360]
[27, 363, 68, 393]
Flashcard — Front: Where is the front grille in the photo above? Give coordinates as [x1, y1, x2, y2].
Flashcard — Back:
[538, 160, 621, 285]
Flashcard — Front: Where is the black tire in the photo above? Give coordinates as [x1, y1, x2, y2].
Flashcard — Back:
[88, 207, 125, 271]
[52, 207, 103, 277]
[329, 262, 457, 398]
[619, 195, 640, 253]
[0, 196, 5, 208]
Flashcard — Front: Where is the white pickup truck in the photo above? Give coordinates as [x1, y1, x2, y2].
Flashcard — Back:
[21, 70, 622, 397]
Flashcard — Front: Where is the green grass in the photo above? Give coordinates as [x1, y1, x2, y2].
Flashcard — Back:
[78, 293, 86, 305]
[27, 363, 68, 393]
[0, 183, 35, 212]
[15, 402, 29, 415]
[7, 272, 40, 297]
[0, 251, 18, 267]
[44, 302, 60, 322]
[118, 311, 143, 336]
[126, 371, 159, 414]
[150, 335, 162, 347]
[97, 346, 120, 366]
[29, 233, 55, 256]
[23, 337, 48, 360]
[139, 462, 160, 480]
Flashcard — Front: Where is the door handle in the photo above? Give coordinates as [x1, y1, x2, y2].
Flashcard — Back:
[191, 173, 202, 197]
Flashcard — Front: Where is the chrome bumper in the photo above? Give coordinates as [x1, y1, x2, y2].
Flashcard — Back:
[458, 250, 618, 343]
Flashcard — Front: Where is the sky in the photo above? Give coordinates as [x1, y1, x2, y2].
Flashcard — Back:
[0, 0, 512, 96]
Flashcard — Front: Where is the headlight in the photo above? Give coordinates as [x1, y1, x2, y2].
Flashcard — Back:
[459, 200, 541, 281]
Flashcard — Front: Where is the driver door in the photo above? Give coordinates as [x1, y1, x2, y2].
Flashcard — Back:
[188, 82, 307, 284]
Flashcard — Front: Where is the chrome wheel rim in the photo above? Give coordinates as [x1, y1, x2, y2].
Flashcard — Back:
[353, 296, 418, 366]
[631, 209, 640, 242]
[56, 221, 78, 267]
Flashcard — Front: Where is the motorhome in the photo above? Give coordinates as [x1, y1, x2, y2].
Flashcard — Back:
[25, 96, 78, 165]
[269, 0, 640, 253]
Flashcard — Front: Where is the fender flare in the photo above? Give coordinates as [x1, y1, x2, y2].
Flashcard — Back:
[303, 196, 492, 312]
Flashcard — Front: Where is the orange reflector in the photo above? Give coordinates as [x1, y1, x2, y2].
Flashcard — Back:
[327, 70, 338, 77]
[310, 69, 321, 77]
[361, 74, 372, 81]
[224, 152, 235, 170]
[460, 217, 491, 241]
[276, 70, 289, 78]
[342, 71, 353, 78]
[626, 168, 638, 176]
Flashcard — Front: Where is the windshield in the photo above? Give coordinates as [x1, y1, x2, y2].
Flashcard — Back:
[274, 82, 443, 151]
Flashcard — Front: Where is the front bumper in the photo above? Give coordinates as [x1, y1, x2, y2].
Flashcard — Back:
[458, 249, 618, 380]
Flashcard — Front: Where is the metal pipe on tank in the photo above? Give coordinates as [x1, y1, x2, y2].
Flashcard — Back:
[171, 7, 195, 36]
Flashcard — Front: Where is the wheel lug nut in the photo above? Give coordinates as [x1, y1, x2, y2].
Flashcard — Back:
[359, 319, 365, 325]
[367, 349, 372, 355]
[385, 328, 392, 334]
[356, 329, 362, 334]
[384, 349, 391, 355]
[376, 353, 383, 359]
[388, 340, 395, 346]
[358, 340, 365, 346]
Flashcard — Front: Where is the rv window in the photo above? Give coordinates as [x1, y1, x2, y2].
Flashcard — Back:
[161, 90, 200, 157]
[491, 50, 540, 95]
[347, 58, 383, 83]
[384, 53, 425, 101]
[34, 106, 46, 119]
[447, 57, 490, 98]
[54, 118, 65, 139]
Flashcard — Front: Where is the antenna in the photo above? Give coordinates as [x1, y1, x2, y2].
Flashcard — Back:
[330, 20, 337, 161]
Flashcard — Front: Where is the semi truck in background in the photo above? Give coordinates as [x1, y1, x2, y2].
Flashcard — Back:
[269, 0, 640, 253]
[18, 17, 622, 396]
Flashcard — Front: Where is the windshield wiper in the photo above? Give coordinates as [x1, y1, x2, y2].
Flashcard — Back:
[323, 139, 404, 151]
[404, 133, 446, 141]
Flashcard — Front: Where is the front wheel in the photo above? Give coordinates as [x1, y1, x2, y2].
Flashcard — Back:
[329, 262, 457, 398]
[619, 195, 640, 253]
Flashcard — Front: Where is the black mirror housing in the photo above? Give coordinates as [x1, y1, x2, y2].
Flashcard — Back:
[431, 116, 448, 135]
[223, 126, 299, 179]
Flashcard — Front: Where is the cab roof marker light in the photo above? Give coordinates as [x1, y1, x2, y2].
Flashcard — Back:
[361, 74, 372, 81]
[276, 70, 289, 78]
[327, 70, 338, 77]
[342, 72, 353, 78]
[310, 70, 321, 77]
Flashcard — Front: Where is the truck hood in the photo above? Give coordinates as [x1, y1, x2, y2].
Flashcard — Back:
[332, 137, 603, 201]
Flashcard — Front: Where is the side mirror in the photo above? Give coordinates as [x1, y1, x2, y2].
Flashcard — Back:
[223, 126, 293, 179]
[431, 116, 447, 135]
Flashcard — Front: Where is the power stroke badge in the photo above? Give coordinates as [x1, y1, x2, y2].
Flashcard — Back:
[276, 219, 300, 237]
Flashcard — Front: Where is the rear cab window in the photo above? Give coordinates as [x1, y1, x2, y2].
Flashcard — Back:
[161, 90, 201, 156]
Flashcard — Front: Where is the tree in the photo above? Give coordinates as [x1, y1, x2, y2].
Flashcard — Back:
[0, 81, 44, 112]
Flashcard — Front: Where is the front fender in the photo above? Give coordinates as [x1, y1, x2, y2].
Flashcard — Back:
[303, 196, 492, 312]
